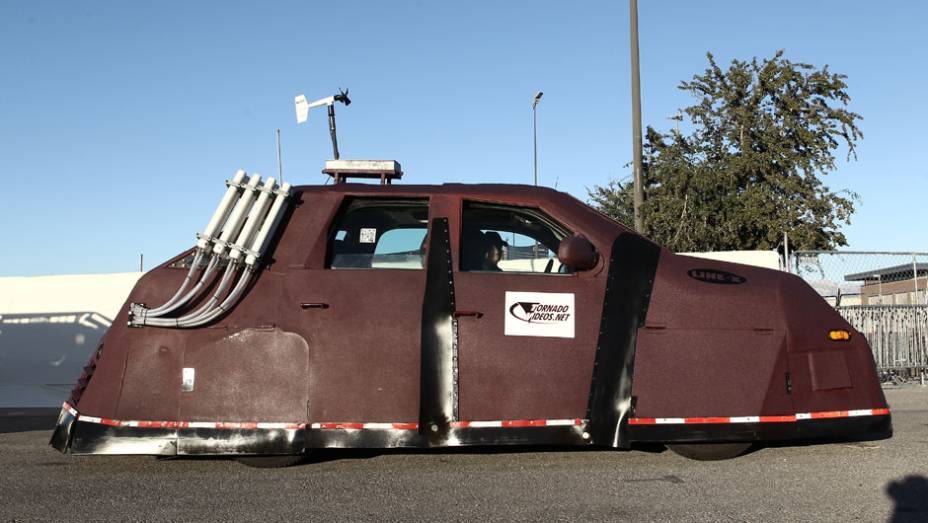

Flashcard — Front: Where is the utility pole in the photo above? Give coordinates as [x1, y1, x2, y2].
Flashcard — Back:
[532, 91, 543, 186]
[276, 129, 283, 184]
[532, 91, 544, 266]
[668, 110, 682, 134]
[630, 0, 645, 232]
[783, 231, 790, 272]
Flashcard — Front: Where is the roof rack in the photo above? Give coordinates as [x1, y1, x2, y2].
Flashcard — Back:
[323, 159, 403, 185]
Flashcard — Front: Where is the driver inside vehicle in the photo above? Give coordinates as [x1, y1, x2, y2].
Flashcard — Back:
[481, 231, 507, 272]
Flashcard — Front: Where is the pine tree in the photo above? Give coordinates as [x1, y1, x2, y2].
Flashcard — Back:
[589, 51, 862, 251]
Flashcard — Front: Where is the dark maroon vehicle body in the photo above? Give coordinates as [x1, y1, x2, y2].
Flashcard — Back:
[50, 183, 891, 458]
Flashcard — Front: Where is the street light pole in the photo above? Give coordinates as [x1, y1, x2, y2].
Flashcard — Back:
[630, 0, 645, 232]
[531, 91, 544, 266]
[532, 91, 543, 186]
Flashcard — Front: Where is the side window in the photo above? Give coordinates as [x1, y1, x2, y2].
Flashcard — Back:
[328, 198, 429, 269]
[460, 202, 571, 274]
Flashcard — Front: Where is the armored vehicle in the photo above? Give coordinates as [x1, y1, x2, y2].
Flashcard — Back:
[50, 162, 891, 466]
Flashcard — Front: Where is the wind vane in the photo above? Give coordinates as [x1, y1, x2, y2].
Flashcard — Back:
[294, 88, 351, 159]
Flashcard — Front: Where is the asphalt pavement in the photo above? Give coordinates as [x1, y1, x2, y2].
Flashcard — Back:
[1, 388, 926, 522]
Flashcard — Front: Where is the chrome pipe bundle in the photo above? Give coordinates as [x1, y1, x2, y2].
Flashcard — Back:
[130, 172, 292, 328]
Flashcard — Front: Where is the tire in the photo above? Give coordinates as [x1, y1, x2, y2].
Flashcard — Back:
[667, 443, 753, 461]
[236, 454, 306, 468]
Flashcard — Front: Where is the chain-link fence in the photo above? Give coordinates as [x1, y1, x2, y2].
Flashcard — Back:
[790, 251, 928, 373]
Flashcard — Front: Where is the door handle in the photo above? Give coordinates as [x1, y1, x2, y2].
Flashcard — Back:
[300, 302, 329, 310]
[454, 310, 483, 319]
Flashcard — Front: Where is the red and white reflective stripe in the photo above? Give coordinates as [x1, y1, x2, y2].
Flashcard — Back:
[61, 402, 306, 430]
[449, 418, 584, 429]
[310, 422, 419, 430]
[310, 419, 585, 430]
[62, 403, 584, 432]
[628, 407, 891, 425]
[799, 408, 891, 420]
[62, 401, 889, 431]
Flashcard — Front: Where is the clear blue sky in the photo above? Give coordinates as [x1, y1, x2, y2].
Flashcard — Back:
[2, 1, 926, 276]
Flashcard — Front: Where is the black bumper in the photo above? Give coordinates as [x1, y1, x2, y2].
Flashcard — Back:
[627, 413, 892, 444]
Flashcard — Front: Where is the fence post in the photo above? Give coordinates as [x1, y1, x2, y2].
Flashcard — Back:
[914, 254, 921, 368]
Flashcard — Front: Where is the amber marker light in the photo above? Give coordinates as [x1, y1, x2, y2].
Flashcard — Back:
[828, 329, 851, 341]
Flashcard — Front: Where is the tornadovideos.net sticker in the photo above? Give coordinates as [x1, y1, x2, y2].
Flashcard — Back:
[504, 291, 575, 338]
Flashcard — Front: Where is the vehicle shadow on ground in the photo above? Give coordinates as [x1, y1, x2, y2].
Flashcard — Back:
[0, 410, 59, 434]
[886, 475, 928, 523]
[301, 442, 668, 465]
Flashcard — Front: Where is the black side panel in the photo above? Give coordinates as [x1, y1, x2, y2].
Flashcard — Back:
[70, 423, 178, 455]
[586, 234, 660, 448]
[48, 408, 76, 452]
[309, 426, 589, 448]
[628, 414, 893, 444]
[178, 428, 306, 455]
[66, 422, 307, 456]
[419, 217, 456, 443]
[63, 422, 589, 454]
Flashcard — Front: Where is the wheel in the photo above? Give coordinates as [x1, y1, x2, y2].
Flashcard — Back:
[236, 454, 306, 468]
[667, 443, 752, 461]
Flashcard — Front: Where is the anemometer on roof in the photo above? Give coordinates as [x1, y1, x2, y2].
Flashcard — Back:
[294, 89, 403, 185]
[294, 88, 351, 160]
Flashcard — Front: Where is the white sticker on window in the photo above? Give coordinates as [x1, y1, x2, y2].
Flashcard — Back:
[359, 228, 377, 244]
[504, 291, 575, 338]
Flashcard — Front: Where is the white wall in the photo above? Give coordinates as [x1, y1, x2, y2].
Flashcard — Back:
[0, 272, 141, 407]
[679, 250, 782, 270]
[0, 272, 142, 319]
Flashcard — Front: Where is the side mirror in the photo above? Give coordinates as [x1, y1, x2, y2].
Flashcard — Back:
[557, 234, 598, 272]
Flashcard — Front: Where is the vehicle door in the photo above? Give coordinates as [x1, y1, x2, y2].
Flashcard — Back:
[453, 200, 607, 422]
[294, 196, 430, 424]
